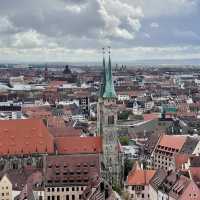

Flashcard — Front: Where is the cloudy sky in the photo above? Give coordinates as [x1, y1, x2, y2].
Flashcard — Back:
[0, 0, 200, 63]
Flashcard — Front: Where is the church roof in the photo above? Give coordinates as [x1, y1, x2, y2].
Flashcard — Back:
[55, 136, 102, 154]
[0, 119, 54, 156]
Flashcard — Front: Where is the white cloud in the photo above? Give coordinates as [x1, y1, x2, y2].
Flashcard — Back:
[64, 4, 86, 13]
[111, 46, 200, 61]
[11, 29, 59, 49]
[98, 0, 143, 39]
[128, 18, 141, 32]
[0, 0, 199, 62]
[0, 16, 16, 33]
[150, 22, 159, 28]
[12, 30, 44, 48]
[0, 45, 200, 62]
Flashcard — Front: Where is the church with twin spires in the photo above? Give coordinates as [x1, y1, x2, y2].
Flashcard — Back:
[97, 47, 124, 187]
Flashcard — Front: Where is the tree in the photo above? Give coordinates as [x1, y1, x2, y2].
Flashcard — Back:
[118, 110, 131, 120]
[119, 136, 129, 146]
[124, 158, 134, 179]
[112, 181, 122, 195]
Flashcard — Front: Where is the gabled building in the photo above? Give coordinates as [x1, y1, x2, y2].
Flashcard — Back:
[125, 162, 156, 200]
[44, 154, 101, 200]
[152, 135, 200, 171]
[152, 135, 186, 171]
[149, 170, 200, 200]
[149, 169, 168, 200]
[0, 174, 12, 200]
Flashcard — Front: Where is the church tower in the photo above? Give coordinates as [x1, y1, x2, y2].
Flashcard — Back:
[97, 47, 123, 188]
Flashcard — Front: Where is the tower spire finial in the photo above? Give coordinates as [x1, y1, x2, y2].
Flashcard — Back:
[108, 46, 111, 55]
[102, 47, 105, 55]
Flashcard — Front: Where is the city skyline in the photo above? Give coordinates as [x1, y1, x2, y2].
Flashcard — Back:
[1, 1, 200, 200]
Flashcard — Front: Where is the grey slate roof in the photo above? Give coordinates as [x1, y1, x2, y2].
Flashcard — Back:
[180, 137, 199, 154]
[190, 156, 200, 167]
[150, 168, 168, 191]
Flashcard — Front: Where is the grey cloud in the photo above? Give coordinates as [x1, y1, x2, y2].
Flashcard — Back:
[0, 0, 143, 39]
[0, 0, 199, 61]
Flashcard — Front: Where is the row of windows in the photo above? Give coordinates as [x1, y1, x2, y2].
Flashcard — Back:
[154, 159, 172, 163]
[1, 187, 9, 190]
[130, 193, 149, 199]
[1, 193, 9, 196]
[154, 155, 172, 161]
[48, 164, 95, 168]
[154, 165, 169, 171]
[157, 145, 179, 153]
[154, 160, 172, 166]
[54, 171, 88, 176]
[131, 185, 145, 191]
[47, 187, 84, 192]
[47, 179, 89, 184]
[155, 150, 173, 157]
[47, 194, 82, 200]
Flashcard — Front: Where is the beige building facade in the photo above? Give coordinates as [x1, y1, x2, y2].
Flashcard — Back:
[0, 174, 12, 200]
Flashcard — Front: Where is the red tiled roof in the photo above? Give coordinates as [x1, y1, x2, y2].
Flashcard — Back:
[127, 169, 156, 185]
[0, 119, 54, 156]
[48, 118, 81, 137]
[189, 167, 200, 188]
[159, 135, 186, 150]
[55, 126, 80, 137]
[45, 154, 100, 186]
[55, 136, 102, 154]
[178, 179, 200, 200]
[175, 154, 189, 170]
[143, 113, 159, 121]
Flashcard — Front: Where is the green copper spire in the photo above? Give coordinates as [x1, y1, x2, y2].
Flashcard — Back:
[103, 47, 117, 99]
[100, 48, 106, 97]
